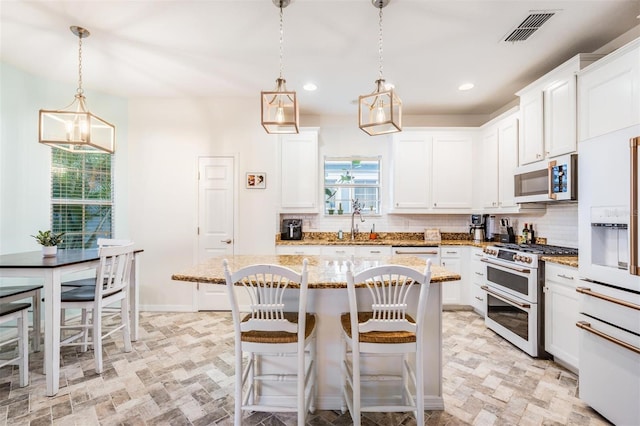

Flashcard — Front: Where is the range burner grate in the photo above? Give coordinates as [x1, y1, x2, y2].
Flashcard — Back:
[495, 243, 578, 255]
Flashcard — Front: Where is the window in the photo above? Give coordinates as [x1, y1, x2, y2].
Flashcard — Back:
[324, 157, 380, 215]
[51, 150, 113, 249]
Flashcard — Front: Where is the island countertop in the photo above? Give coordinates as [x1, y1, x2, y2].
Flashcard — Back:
[172, 254, 460, 288]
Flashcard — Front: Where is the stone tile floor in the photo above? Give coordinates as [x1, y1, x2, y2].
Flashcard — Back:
[0, 310, 611, 425]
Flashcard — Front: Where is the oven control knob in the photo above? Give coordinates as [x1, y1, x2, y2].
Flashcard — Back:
[514, 255, 522, 261]
[525, 257, 533, 264]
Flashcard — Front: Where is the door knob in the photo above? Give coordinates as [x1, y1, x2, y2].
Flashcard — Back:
[221, 239, 232, 244]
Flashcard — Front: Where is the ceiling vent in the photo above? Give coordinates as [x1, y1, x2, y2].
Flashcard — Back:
[503, 11, 556, 42]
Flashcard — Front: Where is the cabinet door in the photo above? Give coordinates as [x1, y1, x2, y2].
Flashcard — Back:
[280, 129, 318, 212]
[545, 76, 577, 157]
[497, 117, 519, 209]
[519, 90, 544, 165]
[440, 246, 464, 305]
[480, 128, 499, 209]
[391, 133, 432, 210]
[432, 134, 473, 209]
[544, 264, 579, 371]
[578, 41, 640, 141]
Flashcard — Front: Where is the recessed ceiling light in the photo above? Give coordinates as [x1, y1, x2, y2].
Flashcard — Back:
[458, 83, 475, 91]
[303, 83, 317, 91]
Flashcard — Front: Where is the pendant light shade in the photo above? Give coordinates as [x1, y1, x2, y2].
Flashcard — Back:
[39, 26, 115, 154]
[359, 0, 402, 136]
[261, 78, 299, 134]
[261, 0, 299, 134]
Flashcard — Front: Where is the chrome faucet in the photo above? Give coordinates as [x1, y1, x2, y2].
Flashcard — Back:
[350, 198, 365, 240]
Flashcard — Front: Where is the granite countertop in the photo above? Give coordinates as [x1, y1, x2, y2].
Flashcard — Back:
[276, 231, 491, 248]
[541, 256, 579, 268]
[172, 254, 461, 288]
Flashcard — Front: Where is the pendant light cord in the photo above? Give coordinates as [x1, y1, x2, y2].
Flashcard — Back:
[77, 32, 84, 96]
[279, 4, 284, 80]
[378, 5, 384, 80]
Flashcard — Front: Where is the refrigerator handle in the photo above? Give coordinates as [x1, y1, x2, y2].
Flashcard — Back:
[630, 137, 640, 276]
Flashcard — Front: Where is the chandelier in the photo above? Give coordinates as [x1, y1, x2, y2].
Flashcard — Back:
[39, 26, 115, 154]
[358, 0, 402, 136]
[261, 0, 299, 134]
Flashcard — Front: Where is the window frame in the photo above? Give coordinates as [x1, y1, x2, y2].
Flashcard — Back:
[323, 156, 381, 216]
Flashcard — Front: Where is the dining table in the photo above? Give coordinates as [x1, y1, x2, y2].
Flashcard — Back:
[0, 248, 143, 396]
[172, 254, 460, 410]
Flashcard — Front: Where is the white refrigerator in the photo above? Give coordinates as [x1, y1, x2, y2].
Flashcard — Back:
[577, 124, 640, 426]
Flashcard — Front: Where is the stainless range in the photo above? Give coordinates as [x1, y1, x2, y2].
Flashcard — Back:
[481, 243, 578, 357]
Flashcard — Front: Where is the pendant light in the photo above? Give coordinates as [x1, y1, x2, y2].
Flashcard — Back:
[261, 0, 299, 134]
[358, 0, 402, 136]
[39, 26, 115, 154]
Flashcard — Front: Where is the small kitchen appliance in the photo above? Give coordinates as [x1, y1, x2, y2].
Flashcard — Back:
[469, 214, 485, 243]
[281, 219, 302, 240]
[485, 214, 497, 241]
[513, 153, 577, 203]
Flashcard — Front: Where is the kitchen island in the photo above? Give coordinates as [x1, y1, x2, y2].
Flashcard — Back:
[172, 254, 460, 410]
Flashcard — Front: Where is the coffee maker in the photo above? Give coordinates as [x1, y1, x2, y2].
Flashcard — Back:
[469, 214, 485, 243]
[281, 219, 303, 240]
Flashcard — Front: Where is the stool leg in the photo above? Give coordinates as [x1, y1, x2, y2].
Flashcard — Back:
[18, 309, 29, 387]
[32, 290, 42, 352]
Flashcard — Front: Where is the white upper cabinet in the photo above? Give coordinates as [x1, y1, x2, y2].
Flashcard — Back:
[391, 129, 474, 213]
[432, 133, 473, 209]
[517, 54, 602, 165]
[477, 110, 541, 213]
[391, 132, 432, 210]
[279, 128, 319, 213]
[578, 37, 640, 141]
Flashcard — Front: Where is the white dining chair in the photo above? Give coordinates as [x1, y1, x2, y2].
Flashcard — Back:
[62, 238, 133, 289]
[0, 284, 42, 352]
[0, 302, 32, 387]
[340, 259, 432, 426]
[59, 243, 134, 373]
[223, 259, 317, 426]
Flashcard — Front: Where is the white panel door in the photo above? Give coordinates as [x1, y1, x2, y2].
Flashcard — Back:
[197, 156, 234, 310]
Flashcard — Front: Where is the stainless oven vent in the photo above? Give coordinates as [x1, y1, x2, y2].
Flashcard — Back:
[503, 11, 556, 42]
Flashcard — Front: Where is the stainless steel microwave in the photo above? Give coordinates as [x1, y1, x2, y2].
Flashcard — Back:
[514, 154, 577, 203]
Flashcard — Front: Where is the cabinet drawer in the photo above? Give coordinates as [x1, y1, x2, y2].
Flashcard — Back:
[321, 246, 356, 257]
[545, 263, 578, 286]
[471, 260, 486, 281]
[441, 247, 462, 258]
[354, 246, 392, 256]
[275, 246, 322, 255]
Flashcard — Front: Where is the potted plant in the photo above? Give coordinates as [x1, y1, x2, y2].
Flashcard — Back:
[32, 230, 65, 257]
[325, 188, 337, 215]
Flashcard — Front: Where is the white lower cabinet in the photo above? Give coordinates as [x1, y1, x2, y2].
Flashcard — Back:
[440, 246, 467, 306]
[354, 246, 392, 256]
[544, 262, 579, 372]
[470, 248, 486, 316]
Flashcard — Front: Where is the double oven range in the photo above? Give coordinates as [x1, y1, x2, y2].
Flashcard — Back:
[481, 243, 578, 357]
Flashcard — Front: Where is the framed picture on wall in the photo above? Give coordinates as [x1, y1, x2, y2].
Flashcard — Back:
[246, 172, 266, 189]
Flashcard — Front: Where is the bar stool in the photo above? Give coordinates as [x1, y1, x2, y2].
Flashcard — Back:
[0, 302, 32, 387]
[223, 259, 317, 426]
[340, 260, 432, 426]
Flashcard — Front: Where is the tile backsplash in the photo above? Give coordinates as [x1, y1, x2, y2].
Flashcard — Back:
[283, 203, 578, 248]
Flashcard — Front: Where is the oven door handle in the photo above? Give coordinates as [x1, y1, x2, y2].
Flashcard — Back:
[481, 285, 531, 308]
[576, 287, 640, 311]
[481, 258, 531, 274]
[576, 321, 640, 355]
[394, 250, 439, 255]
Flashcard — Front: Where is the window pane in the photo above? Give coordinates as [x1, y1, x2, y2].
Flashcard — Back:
[324, 157, 380, 215]
[51, 150, 113, 249]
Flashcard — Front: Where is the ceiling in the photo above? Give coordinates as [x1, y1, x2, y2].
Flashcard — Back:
[1, 0, 639, 116]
